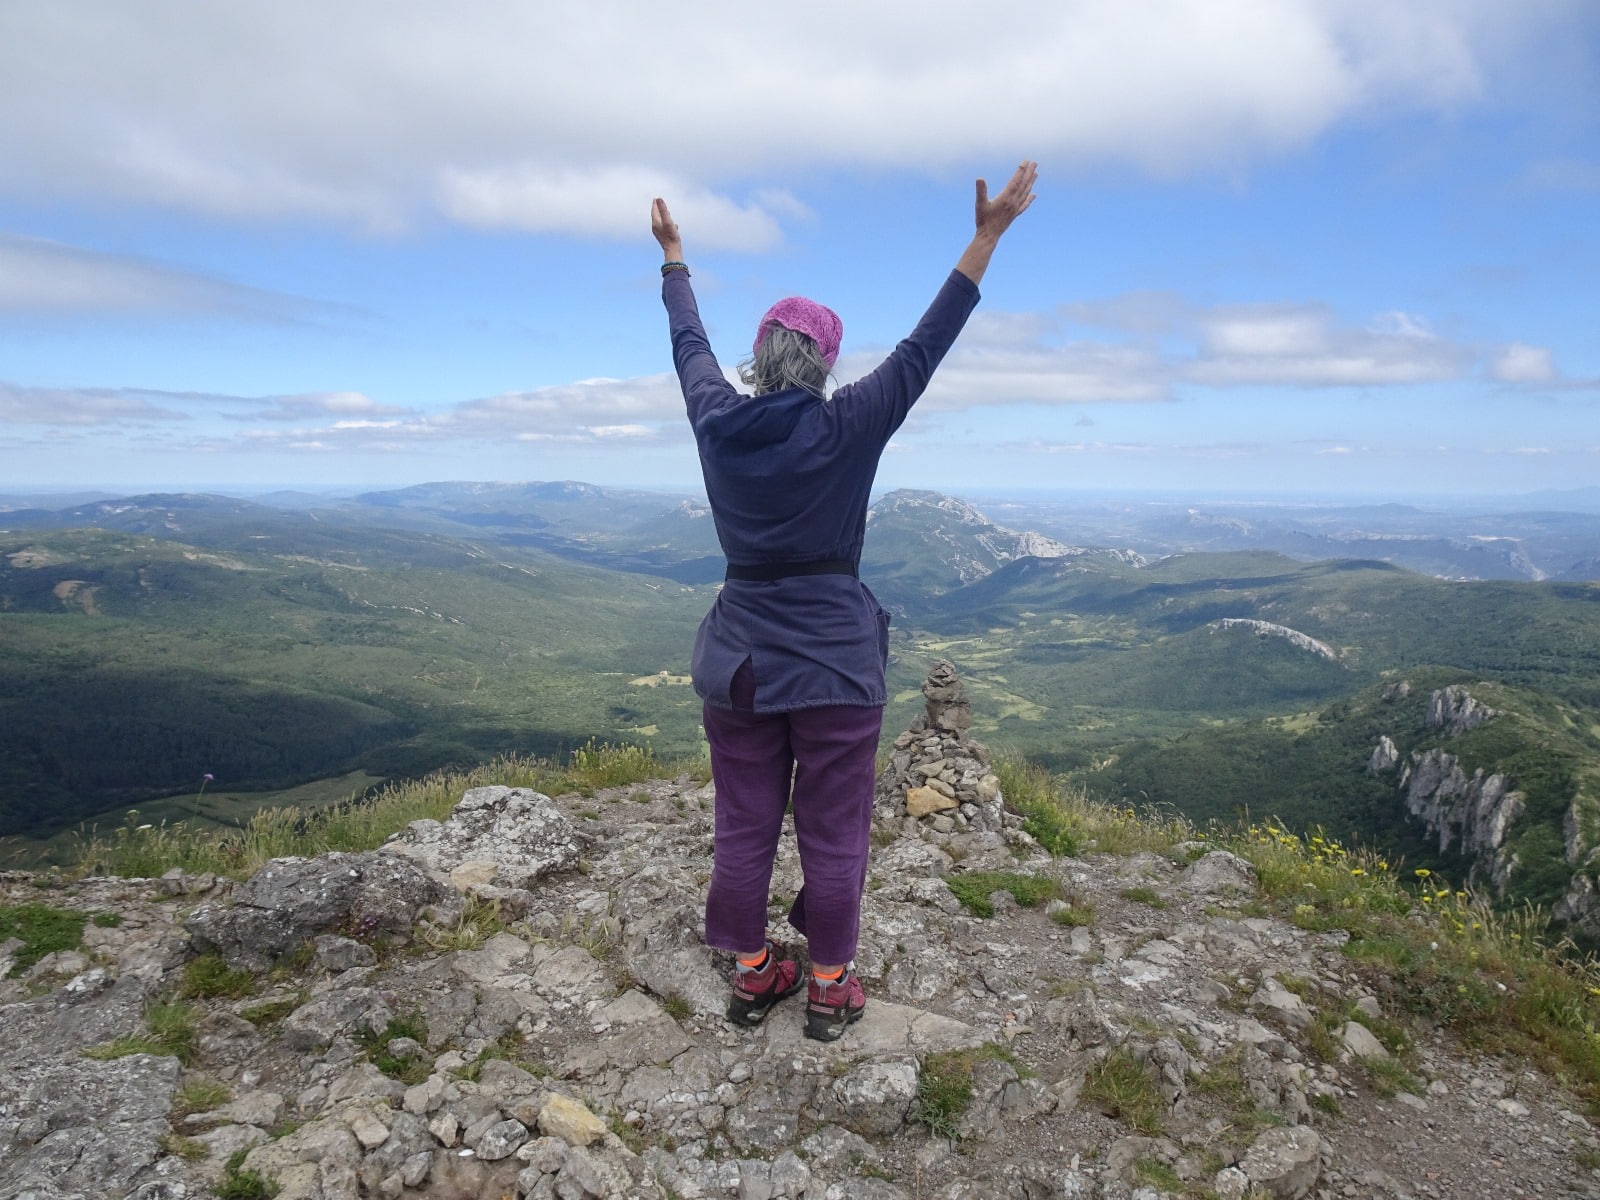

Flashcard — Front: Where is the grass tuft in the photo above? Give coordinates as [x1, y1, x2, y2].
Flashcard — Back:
[1082, 1047, 1165, 1135]
[84, 1000, 199, 1065]
[354, 1011, 431, 1085]
[946, 871, 1061, 918]
[181, 953, 257, 1000]
[217, 1148, 278, 1199]
[0, 903, 88, 976]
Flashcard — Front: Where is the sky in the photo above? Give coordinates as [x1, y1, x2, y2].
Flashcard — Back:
[1, 1, 1597, 500]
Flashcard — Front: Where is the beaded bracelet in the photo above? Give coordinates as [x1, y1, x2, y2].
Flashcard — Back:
[660, 261, 689, 276]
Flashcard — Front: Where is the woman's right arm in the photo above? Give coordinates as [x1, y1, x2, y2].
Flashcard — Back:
[837, 161, 1038, 441]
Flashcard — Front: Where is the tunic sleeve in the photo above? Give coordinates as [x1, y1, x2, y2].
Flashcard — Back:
[833, 270, 981, 445]
[663, 271, 738, 422]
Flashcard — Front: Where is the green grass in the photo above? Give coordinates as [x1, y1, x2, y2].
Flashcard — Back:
[180, 953, 257, 1000]
[239, 995, 302, 1027]
[174, 1076, 233, 1117]
[1228, 821, 1600, 1114]
[946, 870, 1061, 918]
[1118, 886, 1168, 909]
[83, 1000, 199, 1065]
[419, 895, 507, 952]
[1132, 1158, 1183, 1191]
[0, 903, 87, 976]
[354, 1012, 431, 1085]
[1082, 1047, 1165, 1135]
[912, 1044, 1022, 1138]
[159, 1132, 210, 1161]
[217, 1148, 278, 1199]
[71, 742, 688, 881]
[1051, 903, 1095, 927]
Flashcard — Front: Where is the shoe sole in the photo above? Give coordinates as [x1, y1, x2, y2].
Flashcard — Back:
[803, 1001, 866, 1042]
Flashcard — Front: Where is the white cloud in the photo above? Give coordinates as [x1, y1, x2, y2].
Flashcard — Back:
[0, 383, 189, 425]
[1491, 342, 1556, 382]
[0, 235, 309, 319]
[0, 1, 1565, 235]
[1187, 303, 1472, 386]
[440, 166, 795, 250]
[227, 392, 418, 422]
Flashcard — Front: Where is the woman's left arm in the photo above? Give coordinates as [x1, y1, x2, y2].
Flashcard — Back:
[653, 199, 733, 419]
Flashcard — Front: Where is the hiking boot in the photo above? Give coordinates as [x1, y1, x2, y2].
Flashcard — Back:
[726, 946, 801, 1026]
[804, 970, 866, 1042]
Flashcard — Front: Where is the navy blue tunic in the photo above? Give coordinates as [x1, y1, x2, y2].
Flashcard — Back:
[664, 269, 981, 713]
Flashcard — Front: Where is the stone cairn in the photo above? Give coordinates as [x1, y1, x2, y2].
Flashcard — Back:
[874, 659, 1006, 834]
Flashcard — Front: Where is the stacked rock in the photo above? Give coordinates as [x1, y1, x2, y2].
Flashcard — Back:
[874, 660, 1006, 834]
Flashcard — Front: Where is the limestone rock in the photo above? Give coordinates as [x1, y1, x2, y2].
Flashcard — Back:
[537, 1094, 607, 1147]
[1426, 684, 1499, 735]
[386, 785, 581, 891]
[1178, 850, 1258, 896]
[906, 786, 958, 817]
[185, 851, 449, 970]
[1400, 748, 1523, 894]
[1239, 1125, 1327, 1198]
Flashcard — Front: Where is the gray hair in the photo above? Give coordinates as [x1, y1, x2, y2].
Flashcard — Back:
[737, 326, 833, 398]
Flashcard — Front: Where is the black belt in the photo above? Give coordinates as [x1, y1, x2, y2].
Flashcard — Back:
[725, 558, 858, 582]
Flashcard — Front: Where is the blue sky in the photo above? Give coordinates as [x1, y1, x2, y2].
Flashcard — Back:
[1, 1, 1596, 498]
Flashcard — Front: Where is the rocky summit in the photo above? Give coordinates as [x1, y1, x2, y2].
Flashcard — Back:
[3, 703, 1600, 1196]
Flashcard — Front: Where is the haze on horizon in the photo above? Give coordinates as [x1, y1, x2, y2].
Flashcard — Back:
[1, 2, 1596, 497]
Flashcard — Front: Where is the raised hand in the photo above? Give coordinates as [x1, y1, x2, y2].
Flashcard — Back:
[651, 198, 683, 261]
[974, 161, 1038, 242]
[955, 160, 1038, 286]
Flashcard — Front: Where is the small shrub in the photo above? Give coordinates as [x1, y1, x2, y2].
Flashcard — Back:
[182, 953, 257, 1000]
[92, 911, 122, 928]
[946, 871, 1061, 918]
[661, 993, 691, 1020]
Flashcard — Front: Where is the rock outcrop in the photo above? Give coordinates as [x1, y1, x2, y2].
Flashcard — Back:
[1397, 750, 1524, 894]
[1425, 685, 1500, 736]
[1368, 686, 1521, 897]
[1209, 619, 1340, 661]
[2, 768, 1596, 1198]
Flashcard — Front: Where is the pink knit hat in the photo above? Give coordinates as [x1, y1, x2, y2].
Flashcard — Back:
[753, 297, 843, 368]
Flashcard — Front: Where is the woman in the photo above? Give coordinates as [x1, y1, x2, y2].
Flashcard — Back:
[652, 161, 1037, 1040]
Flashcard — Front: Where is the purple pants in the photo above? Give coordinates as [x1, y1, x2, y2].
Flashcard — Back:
[702, 664, 883, 966]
